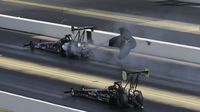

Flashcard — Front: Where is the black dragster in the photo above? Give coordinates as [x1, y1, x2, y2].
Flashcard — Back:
[64, 69, 149, 109]
[23, 26, 94, 58]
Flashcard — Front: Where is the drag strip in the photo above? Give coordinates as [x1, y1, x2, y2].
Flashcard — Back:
[0, 55, 200, 111]
[2, 0, 200, 34]
[1, 0, 200, 47]
[0, 29, 200, 111]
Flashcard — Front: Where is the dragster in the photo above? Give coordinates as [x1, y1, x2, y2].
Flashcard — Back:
[64, 69, 150, 109]
[23, 26, 142, 60]
[23, 26, 94, 59]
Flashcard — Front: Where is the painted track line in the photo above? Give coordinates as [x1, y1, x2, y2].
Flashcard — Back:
[0, 90, 86, 112]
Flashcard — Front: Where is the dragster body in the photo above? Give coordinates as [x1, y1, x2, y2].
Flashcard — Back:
[23, 26, 92, 58]
[23, 26, 141, 60]
[64, 82, 144, 109]
[64, 69, 150, 109]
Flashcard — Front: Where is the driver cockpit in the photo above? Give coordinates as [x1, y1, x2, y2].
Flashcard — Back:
[108, 81, 123, 92]
[60, 34, 72, 44]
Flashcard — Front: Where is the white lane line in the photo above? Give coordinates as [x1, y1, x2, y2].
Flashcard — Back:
[0, 90, 86, 112]
[2, 0, 200, 34]
[95, 30, 200, 50]
[0, 14, 71, 28]
[1, 13, 200, 51]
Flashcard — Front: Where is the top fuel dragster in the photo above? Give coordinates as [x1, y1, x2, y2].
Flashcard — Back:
[64, 69, 149, 109]
[23, 25, 143, 60]
[23, 26, 94, 59]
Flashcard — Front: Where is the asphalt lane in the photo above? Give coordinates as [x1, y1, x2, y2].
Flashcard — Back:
[11, 0, 200, 24]
[0, 1, 200, 111]
[1, 28, 200, 93]
[0, 29, 200, 111]
[1, 0, 200, 47]
[0, 28, 200, 94]
[0, 69, 195, 112]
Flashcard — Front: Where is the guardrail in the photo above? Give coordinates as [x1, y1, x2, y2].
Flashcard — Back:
[1, 14, 199, 64]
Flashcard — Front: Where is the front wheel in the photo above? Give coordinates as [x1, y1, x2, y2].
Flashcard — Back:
[30, 41, 35, 51]
[59, 49, 66, 57]
[116, 93, 128, 108]
[70, 88, 76, 96]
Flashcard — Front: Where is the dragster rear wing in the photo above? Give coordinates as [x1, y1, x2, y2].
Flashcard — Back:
[122, 69, 150, 81]
[71, 26, 95, 32]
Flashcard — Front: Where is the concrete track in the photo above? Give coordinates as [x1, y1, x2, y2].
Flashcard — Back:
[0, 1, 200, 111]
[0, 29, 199, 112]
[1, 0, 200, 47]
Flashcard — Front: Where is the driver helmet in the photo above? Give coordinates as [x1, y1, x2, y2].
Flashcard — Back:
[114, 81, 122, 89]
[65, 34, 72, 41]
[60, 34, 72, 44]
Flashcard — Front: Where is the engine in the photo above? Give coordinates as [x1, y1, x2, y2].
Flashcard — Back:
[62, 41, 90, 58]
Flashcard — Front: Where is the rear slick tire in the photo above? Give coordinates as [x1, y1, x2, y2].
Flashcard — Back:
[70, 88, 75, 97]
[134, 90, 144, 109]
